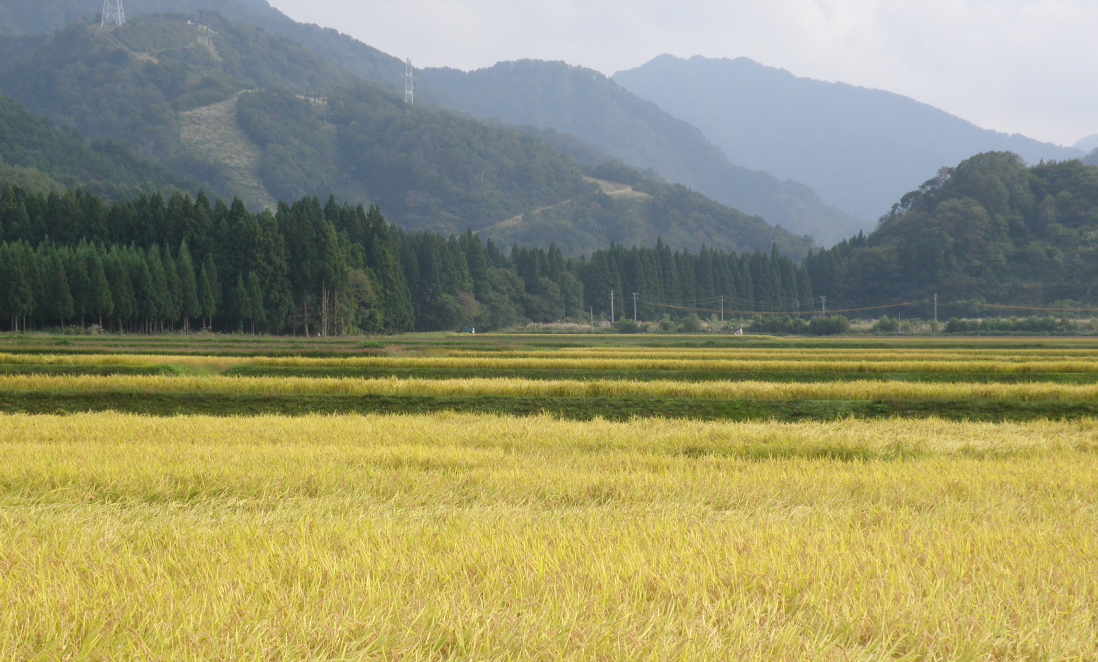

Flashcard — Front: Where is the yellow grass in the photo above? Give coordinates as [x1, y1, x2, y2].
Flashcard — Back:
[1, 413, 1096, 659]
[6, 372, 1098, 402]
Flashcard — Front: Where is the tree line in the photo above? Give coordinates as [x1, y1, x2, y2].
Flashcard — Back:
[0, 185, 812, 334]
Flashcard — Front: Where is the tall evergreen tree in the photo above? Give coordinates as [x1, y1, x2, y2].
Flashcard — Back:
[177, 242, 201, 332]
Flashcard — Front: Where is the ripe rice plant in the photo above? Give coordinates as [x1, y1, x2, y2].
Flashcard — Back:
[1, 413, 1095, 660]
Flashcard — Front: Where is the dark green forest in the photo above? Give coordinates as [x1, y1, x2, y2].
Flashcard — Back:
[0, 184, 811, 333]
[806, 153, 1098, 315]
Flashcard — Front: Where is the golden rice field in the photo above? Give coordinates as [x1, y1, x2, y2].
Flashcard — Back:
[1, 413, 1097, 660]
[3, 336, 1098, 659]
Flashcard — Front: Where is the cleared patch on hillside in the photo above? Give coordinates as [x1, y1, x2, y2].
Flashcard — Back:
[584, 176, 652, 200]
[179, 94, 275, 210]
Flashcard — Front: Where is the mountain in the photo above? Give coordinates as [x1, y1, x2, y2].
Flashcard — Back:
[421, 60, 860, 246]
[0, 12, 810, 257]
[1084, 150, 1098, 167]
[613, 55, 1083, 224]
[0, 0, 427, 97]
[805, 152, 1098, 312]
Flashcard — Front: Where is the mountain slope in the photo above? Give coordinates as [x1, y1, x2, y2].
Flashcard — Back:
[614, 55, 1083, 224]
[0, 12, 359, 204]
[1084, 150, 1098, 167]
[0, 12, 811, 257]
[422, 60, 860, 246]
[238, 88, 810, 257]
[805, 152, 1098, 312]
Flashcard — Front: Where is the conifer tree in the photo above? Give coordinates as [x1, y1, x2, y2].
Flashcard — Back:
[162, 247, 182, 329]
[87, 250, 114, 328]
[231, 274, 250, 333]
[177, 242, 200, 333]
[48, 253, 74, 328]
[197, 265, 215, 331]
[67, 246, 91, 326]
[246, 271, 267, 334]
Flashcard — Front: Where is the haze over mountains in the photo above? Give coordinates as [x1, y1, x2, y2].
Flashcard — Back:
[613, 55, 1084, 223]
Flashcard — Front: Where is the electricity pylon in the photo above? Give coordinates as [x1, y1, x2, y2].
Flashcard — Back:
[102, 0, 125, 27]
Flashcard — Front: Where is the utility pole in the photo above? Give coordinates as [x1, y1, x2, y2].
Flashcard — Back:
[821, 296, 827, 317]
[934, 293, 938, 323]
[589, 307, 594, 326]
[632, 293, 638, 322]
[610, 291, 615, 322]
[719, 296, 725, 323]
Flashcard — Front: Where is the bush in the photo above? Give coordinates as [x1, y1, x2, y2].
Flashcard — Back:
[874, 316, 900, 333]
[808, 316, 850, 336]
[614, 317, 641, 334]
[679, 314, 702, 333]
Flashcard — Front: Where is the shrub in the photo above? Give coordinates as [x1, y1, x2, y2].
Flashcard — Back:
[679, 314, 703, 333]
[614, 317, 641, 334]
[808, 316, 850, 336]
[874, 316, 900, 333]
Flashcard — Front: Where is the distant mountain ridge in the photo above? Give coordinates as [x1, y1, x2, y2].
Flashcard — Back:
[422, 60, 861, 246]
[1074, 135, 1098, 153]
[613, 55, 1083, 224]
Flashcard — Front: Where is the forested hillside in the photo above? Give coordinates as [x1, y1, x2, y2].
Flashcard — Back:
[614, 56, 1082, 223]
[423, 60, 860, 245]
[0, 13, 809, 256]
[1084, 150, 1098, 167]
[806, 153, 1098, 315]
[0, 93, 187, 197]
[0, 184, 812, 333]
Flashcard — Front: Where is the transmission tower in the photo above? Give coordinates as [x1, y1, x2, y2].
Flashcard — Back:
[101, 0, 125, 27]
[404, 58, 414, 104]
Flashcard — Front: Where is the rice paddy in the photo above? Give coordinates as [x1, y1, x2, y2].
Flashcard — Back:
[2, 333, 1097, 659]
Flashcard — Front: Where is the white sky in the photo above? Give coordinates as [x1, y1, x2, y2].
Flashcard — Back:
[268, 0, 1098, 147]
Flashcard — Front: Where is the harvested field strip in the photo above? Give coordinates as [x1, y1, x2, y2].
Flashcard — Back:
[6, 352, 1098, 374]
[457, 348, 1098, 359]
[5, 392, 1098, 421]
[1, 414, 1096, 659]
[247, 357, 1098, 373]
[6, 374, 1098, 402]
[225, 365, 1098, 384]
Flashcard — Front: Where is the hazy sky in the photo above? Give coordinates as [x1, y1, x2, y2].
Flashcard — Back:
[268, 0, 1097, 147]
